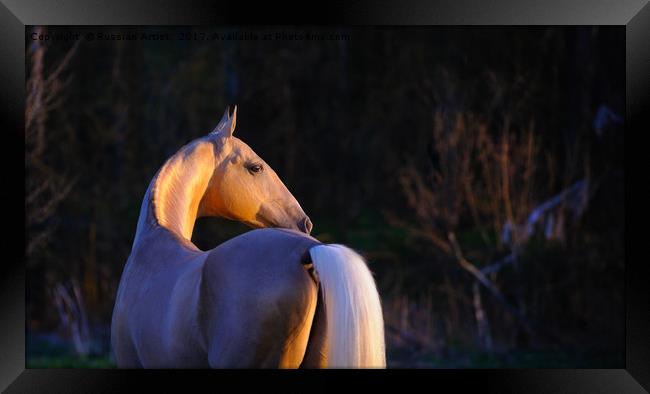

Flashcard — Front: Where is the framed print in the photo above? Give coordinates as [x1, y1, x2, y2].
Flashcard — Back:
[2, 0, 648, 392]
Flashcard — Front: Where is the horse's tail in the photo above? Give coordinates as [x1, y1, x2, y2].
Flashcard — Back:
[308, 244, 386, 368]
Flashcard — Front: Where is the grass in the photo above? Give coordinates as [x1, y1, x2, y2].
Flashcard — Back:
[29, 351, 603, 369]
[27, 332, 116, 369]
[27, 335, 619, 369]
[387, 347, 622, 369]
[27, 355, 116, 369]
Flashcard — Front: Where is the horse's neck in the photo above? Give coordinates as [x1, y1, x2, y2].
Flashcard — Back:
[134, 140, 216, 247]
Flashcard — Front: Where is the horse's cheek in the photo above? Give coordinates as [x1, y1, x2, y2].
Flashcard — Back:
[221, 176, 258, 220]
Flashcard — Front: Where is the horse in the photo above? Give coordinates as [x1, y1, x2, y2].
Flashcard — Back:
[111, 106, 386, 368]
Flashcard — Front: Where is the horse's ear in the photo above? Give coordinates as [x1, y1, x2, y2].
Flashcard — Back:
[228, 105, 237, 137]
[211, 105, 237, 138]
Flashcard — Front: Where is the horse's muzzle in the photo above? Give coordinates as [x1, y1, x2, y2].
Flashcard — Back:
[298, 216, 313, 235]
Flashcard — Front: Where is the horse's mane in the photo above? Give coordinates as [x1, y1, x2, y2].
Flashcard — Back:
[151, 140, 216, 241]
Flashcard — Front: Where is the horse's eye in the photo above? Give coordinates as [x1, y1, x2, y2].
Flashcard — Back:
[248, 163, 263, 174]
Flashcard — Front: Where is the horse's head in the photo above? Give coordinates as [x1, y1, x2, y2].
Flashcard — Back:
[199, 106, 313, 235]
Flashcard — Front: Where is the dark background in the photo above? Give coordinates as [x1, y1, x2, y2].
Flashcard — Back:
[25, 26, 625, 368]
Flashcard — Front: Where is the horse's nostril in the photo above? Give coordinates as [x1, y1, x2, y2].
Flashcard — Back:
[300, 217, 313, 234]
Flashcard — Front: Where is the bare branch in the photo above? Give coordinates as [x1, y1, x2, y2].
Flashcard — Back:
[472, 280, 493, 351]
[52, 281, 91, 356]
[448, 232, 538, 342]
[44, 40, 80, 86]
[26, 177, 76, 226]
[384, 211, 451, 255]
[481, 254, 515, 276]
[26, 178, 51, 205]
[26, 227, 54, 259]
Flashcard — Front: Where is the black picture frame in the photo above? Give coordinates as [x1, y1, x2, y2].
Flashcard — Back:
[3, 0, 648, 392]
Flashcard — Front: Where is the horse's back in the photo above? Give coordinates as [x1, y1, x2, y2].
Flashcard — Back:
[206, 227, 319, 269]
[201, 228, 322, 367]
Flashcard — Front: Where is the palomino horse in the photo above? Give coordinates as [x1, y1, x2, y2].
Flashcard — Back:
[111, 107, 385, 368]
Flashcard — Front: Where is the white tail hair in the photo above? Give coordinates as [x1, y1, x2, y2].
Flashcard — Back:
[309, 244, 386, 368]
